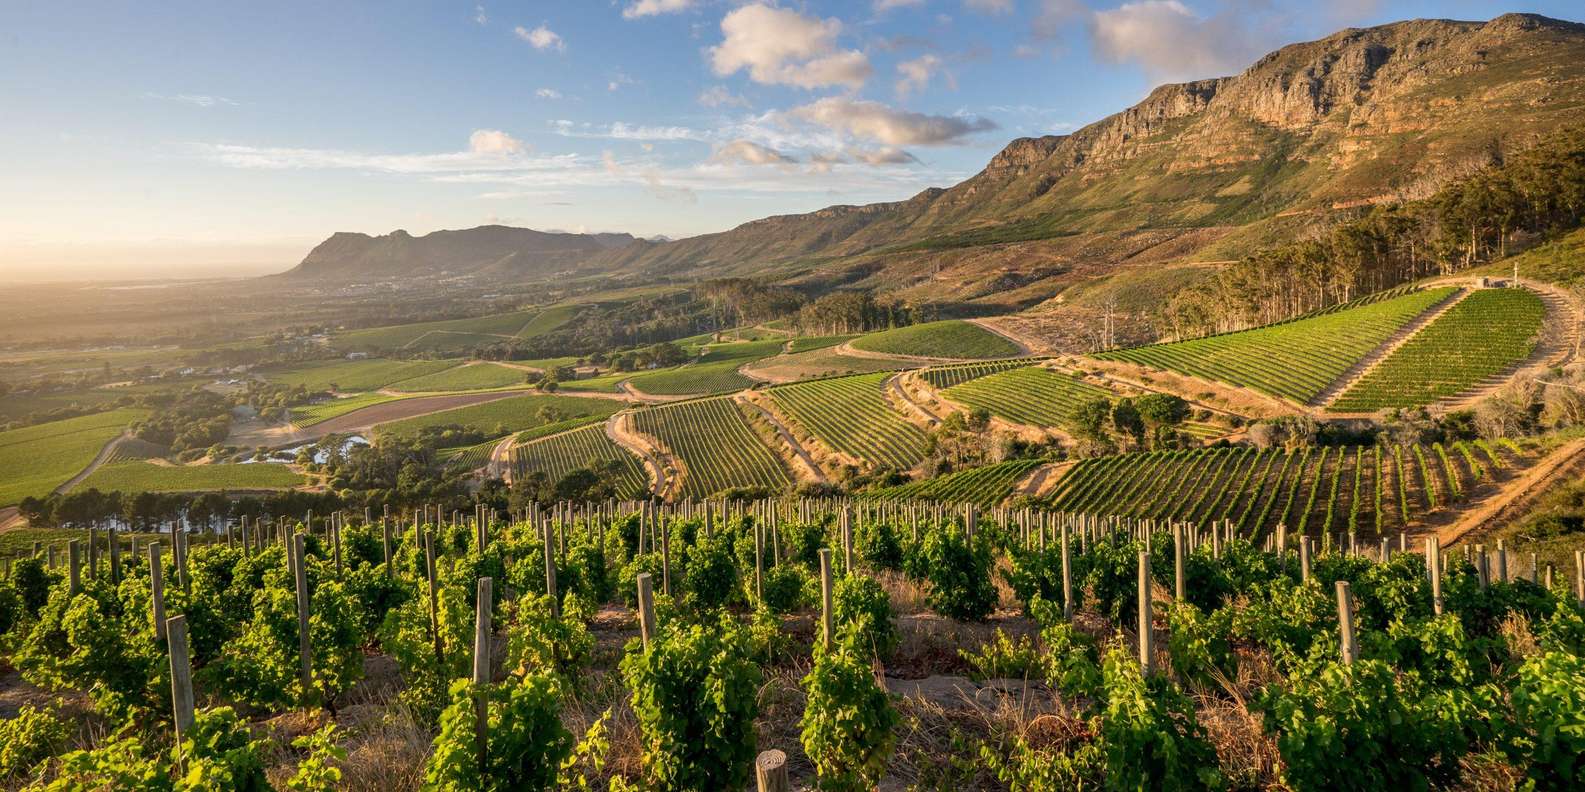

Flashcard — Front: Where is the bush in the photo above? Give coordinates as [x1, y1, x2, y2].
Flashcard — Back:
[620, 613, 761, 790]
[910, 525, 996, 621]
[422, 674, 573, 792]
[1505, 651, 1585, 788]
[0, 705, 69, 779]
[183, 707, 273, 791]
[1098, 643, 1221, 791]
[504, 594, 594, 684]
[800, 643, 898, 791]
[832, 575, 896, 659]
[853, 519, 903, 572]
[684, 533, 738, 611]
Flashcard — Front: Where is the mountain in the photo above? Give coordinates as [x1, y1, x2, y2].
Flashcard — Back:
[584, 13, 1585, 310]
[281, 225, 635, 282]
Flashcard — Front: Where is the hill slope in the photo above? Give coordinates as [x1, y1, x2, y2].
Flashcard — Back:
[283, 225, 635, 282]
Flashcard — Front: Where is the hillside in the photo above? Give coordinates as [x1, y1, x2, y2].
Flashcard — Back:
[585, 13, 1585, 308]
[282, 224, 635, 282]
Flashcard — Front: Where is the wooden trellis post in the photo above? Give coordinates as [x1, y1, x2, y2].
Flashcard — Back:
[1173, 526, 1185, 601]
[819, 548, 834, 647]
[292, 533, 314, 700]
[636, 573, 657, 650]
[543, 522, 560, 619]
[149, 543, 167, 640]
[1137, 551, 1153, 674]
[473, 577, 493, 774]
[1336, 580, 1357, 664]
[1428, 538, 1443, 616]
[1061, 523, 1074, 621]
[167, 614, 195, 772]
[755, 749, 790, 792]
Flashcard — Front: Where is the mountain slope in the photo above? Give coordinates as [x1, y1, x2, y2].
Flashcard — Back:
[586, 13, 1585, 304]
[283, 225, 635, 282]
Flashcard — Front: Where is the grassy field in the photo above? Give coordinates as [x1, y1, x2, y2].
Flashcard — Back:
[74, 461, 305, 493]
[770, 373, 928, 471]
[1329, 288, 1546, 412]
[509, 423, 648, 498]
[292, 393, 403, 427]
[1093, 287, 1457, 403]
[849, 320, 1022, 359]
[868, 459, 1043, 508]
[0, 389, 126, 425]
[627, 339, 784, 395]
[375, 393, 622, 439]
[632, 397, 791, 498]
[266, 358, 456, 392]
[943, 365, 1116, 428]
[387, 362, 530, 392]
[0, 409, 148, 506]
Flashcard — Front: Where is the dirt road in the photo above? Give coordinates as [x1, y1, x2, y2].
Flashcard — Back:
[1436, 437, 1585, 547]
[53, 431, 131, 495]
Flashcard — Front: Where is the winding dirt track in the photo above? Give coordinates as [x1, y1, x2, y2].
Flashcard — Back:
[1308, 287, 1470, 409]
[735, 395, 828, 484]
[53, 431, 132, 495]
[1436, 437, 1585, 548]
[605, 413, 671, 498]
[965, 317, 1036, 356]
[229, 390, 536, 448]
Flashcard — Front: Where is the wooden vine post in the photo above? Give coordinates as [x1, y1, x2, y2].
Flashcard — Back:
[543, 521, 560, 619]
[382, 519, 393, 577]
[636, 573, 657, 650]
[1299, 537, 1311, 584]
[425, 530, 442, 664]
[149, 543, 167, 640]
[1173, 525, 1185, 601]
[1426, 538, 1443, 616]
[472, 577, 493, 774]
[292, 533, 314, 701]
[67, 540, 81, 596]
[1061, 524, 1073, 621]
[819, 548, 834, 647]
[755, 749, 790, 792]
[1336, 580, 1358, 664]
[1137, 551, 1153, 674]
[167, 614, 196, 773]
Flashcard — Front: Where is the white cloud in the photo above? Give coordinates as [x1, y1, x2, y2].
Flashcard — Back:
[145, 93, 238, 108]
[468, 129, 527, 155]
[964, 0, 1014, 14]
[1089, 0, 1260, 81]
[850, 147, 920, 165]
[895, 54, 943, 97]
[623, 0, 694, 19]
[789, 97, 996, 146]
[474, 5, 487, 25]
[874, 0, 926, 11]
[550, 120, 708, 142]
[711, 140, 798, 166]
[698, 86, 750, 108]
[515, 24, 565, 52]
[608, 71, 636, 92]
[536, 88, 563, 100]
[710, 4, 872, 90]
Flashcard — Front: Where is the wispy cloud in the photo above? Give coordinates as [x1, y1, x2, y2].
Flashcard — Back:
[473, 5, 487, 25]
[145, 93, 238, 108]
[515, 23, 565, 52]
[622, 0, 694, 19]
[549, 120, 708, 142]
[536, 88, 563, 99]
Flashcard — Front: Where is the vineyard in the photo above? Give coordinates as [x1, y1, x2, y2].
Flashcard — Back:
[943, 365, 1116, 428]
[1043, 440, 1521, 536]
[867, 458, 1044, 507]
[787, 335, 854, 353]
[918, 359, 1032, 389]
[1329, 287, 1547, 412]
[1093, 287, 1458, 403]
[73, 461, 306, 493]
[508, 423, 649, 497]
[631, 397, 792, 497]
[291, 393, 401, 427]
[848, 320, 1023, 359]
[374, 393, 622, 440]
[0, 408, 147, 507]
[770, 373, 929, 471]
[626, 339, 783, 395]
[386, 362, 529, 393]
[335, 305, 575, 353]
[0, 499, 1580, 791]
[266, 358, 456, 393]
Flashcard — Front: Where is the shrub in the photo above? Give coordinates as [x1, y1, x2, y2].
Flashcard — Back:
[1505, 651, 1585, 788]
[853, 519, 903, 572]
[1097, 643, 1221, 791]
[285, 723, 346, 792]
[422, 674, 573, 792]
[759, 564, 808, 615]
[504, 594, 594, 684]
[800, 642, 898, 791]
[832, 575, 896, 659]
[182, 707, 273, 792]
[683, 532, 738, 610]
[0, 704, 69, 779]
[620, 613, 761, 790]
[911, 525, 996, 621]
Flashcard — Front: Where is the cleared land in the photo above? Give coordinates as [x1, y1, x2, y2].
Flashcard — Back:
[849, 320, 1023, 359]
[74, 461, 304, 493]
[631, 397, 792, 498]
[266, 358, 455, 392]
[387, 362, 530, 392]
[1329, 287, 1546, 412]
[770, 373, 928, 471]
[943, 365, 1115, 428]
[743, 345, 910, 382]
[509, 423, 648, 497]
[868, 459, 1043, 508]
[375, 393, 622, 439]
[0, 409, 147, 506]
[1092, 287, 1457, 403]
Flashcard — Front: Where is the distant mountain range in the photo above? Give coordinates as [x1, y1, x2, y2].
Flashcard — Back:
[284, 13, 1585, 308]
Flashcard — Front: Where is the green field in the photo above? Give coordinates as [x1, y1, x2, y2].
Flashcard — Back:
[387, 362, 530, 392]
[631, 397, 792, 498]
[266, 358, 456, 392]
[943, 365, 1116, 428]
[376, 394, 622, 439]
[0, 409, 148, 506]
[919, 359, 1032, 389]
[74, 461, 304, 493]
[849, 320, 1022, 359]
[1093, 287, 1457, 403]
[336, 304, 577, 352]
[0, 389, 126, 425]
[868, 459, 1043, 508]
[509, 423, 648, 498]
[559, 372, 631, 393]
[787, 335, 854, 353]
[292, 393, 402, 427]
[1329, 288, 1546, 412]
[627, 339, 783, 395]
[770, 373, 928, 471]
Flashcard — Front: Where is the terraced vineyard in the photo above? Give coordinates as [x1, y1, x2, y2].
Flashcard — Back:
[787, 335, 854, 353]
[375, 393, 621, 439]
[266, 358, 456, 392]
[631, 397, 792, 497]
[1043, 441, 1518, 536]
[509, 423, 648, 497]
[1329, 287, 1546, 412]
[627, 339, 783, 395]
[440, 439, 498, 471]
[770, 373, 928, 471]
[336, 305, 576, 353]
[919, 359, 1031, 389]
[849, 320, 1022, 359]
[867, 459, 1043, 508]
[73, 461, 305, 493]
[1092, 287, 1458, 403]
[943, 365, 1115, 428]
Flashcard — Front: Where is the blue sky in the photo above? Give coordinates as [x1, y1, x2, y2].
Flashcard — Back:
[0, 0, 1579, 280]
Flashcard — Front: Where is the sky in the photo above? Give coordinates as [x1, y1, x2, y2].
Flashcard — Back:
[1, 0, 1580, 282]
